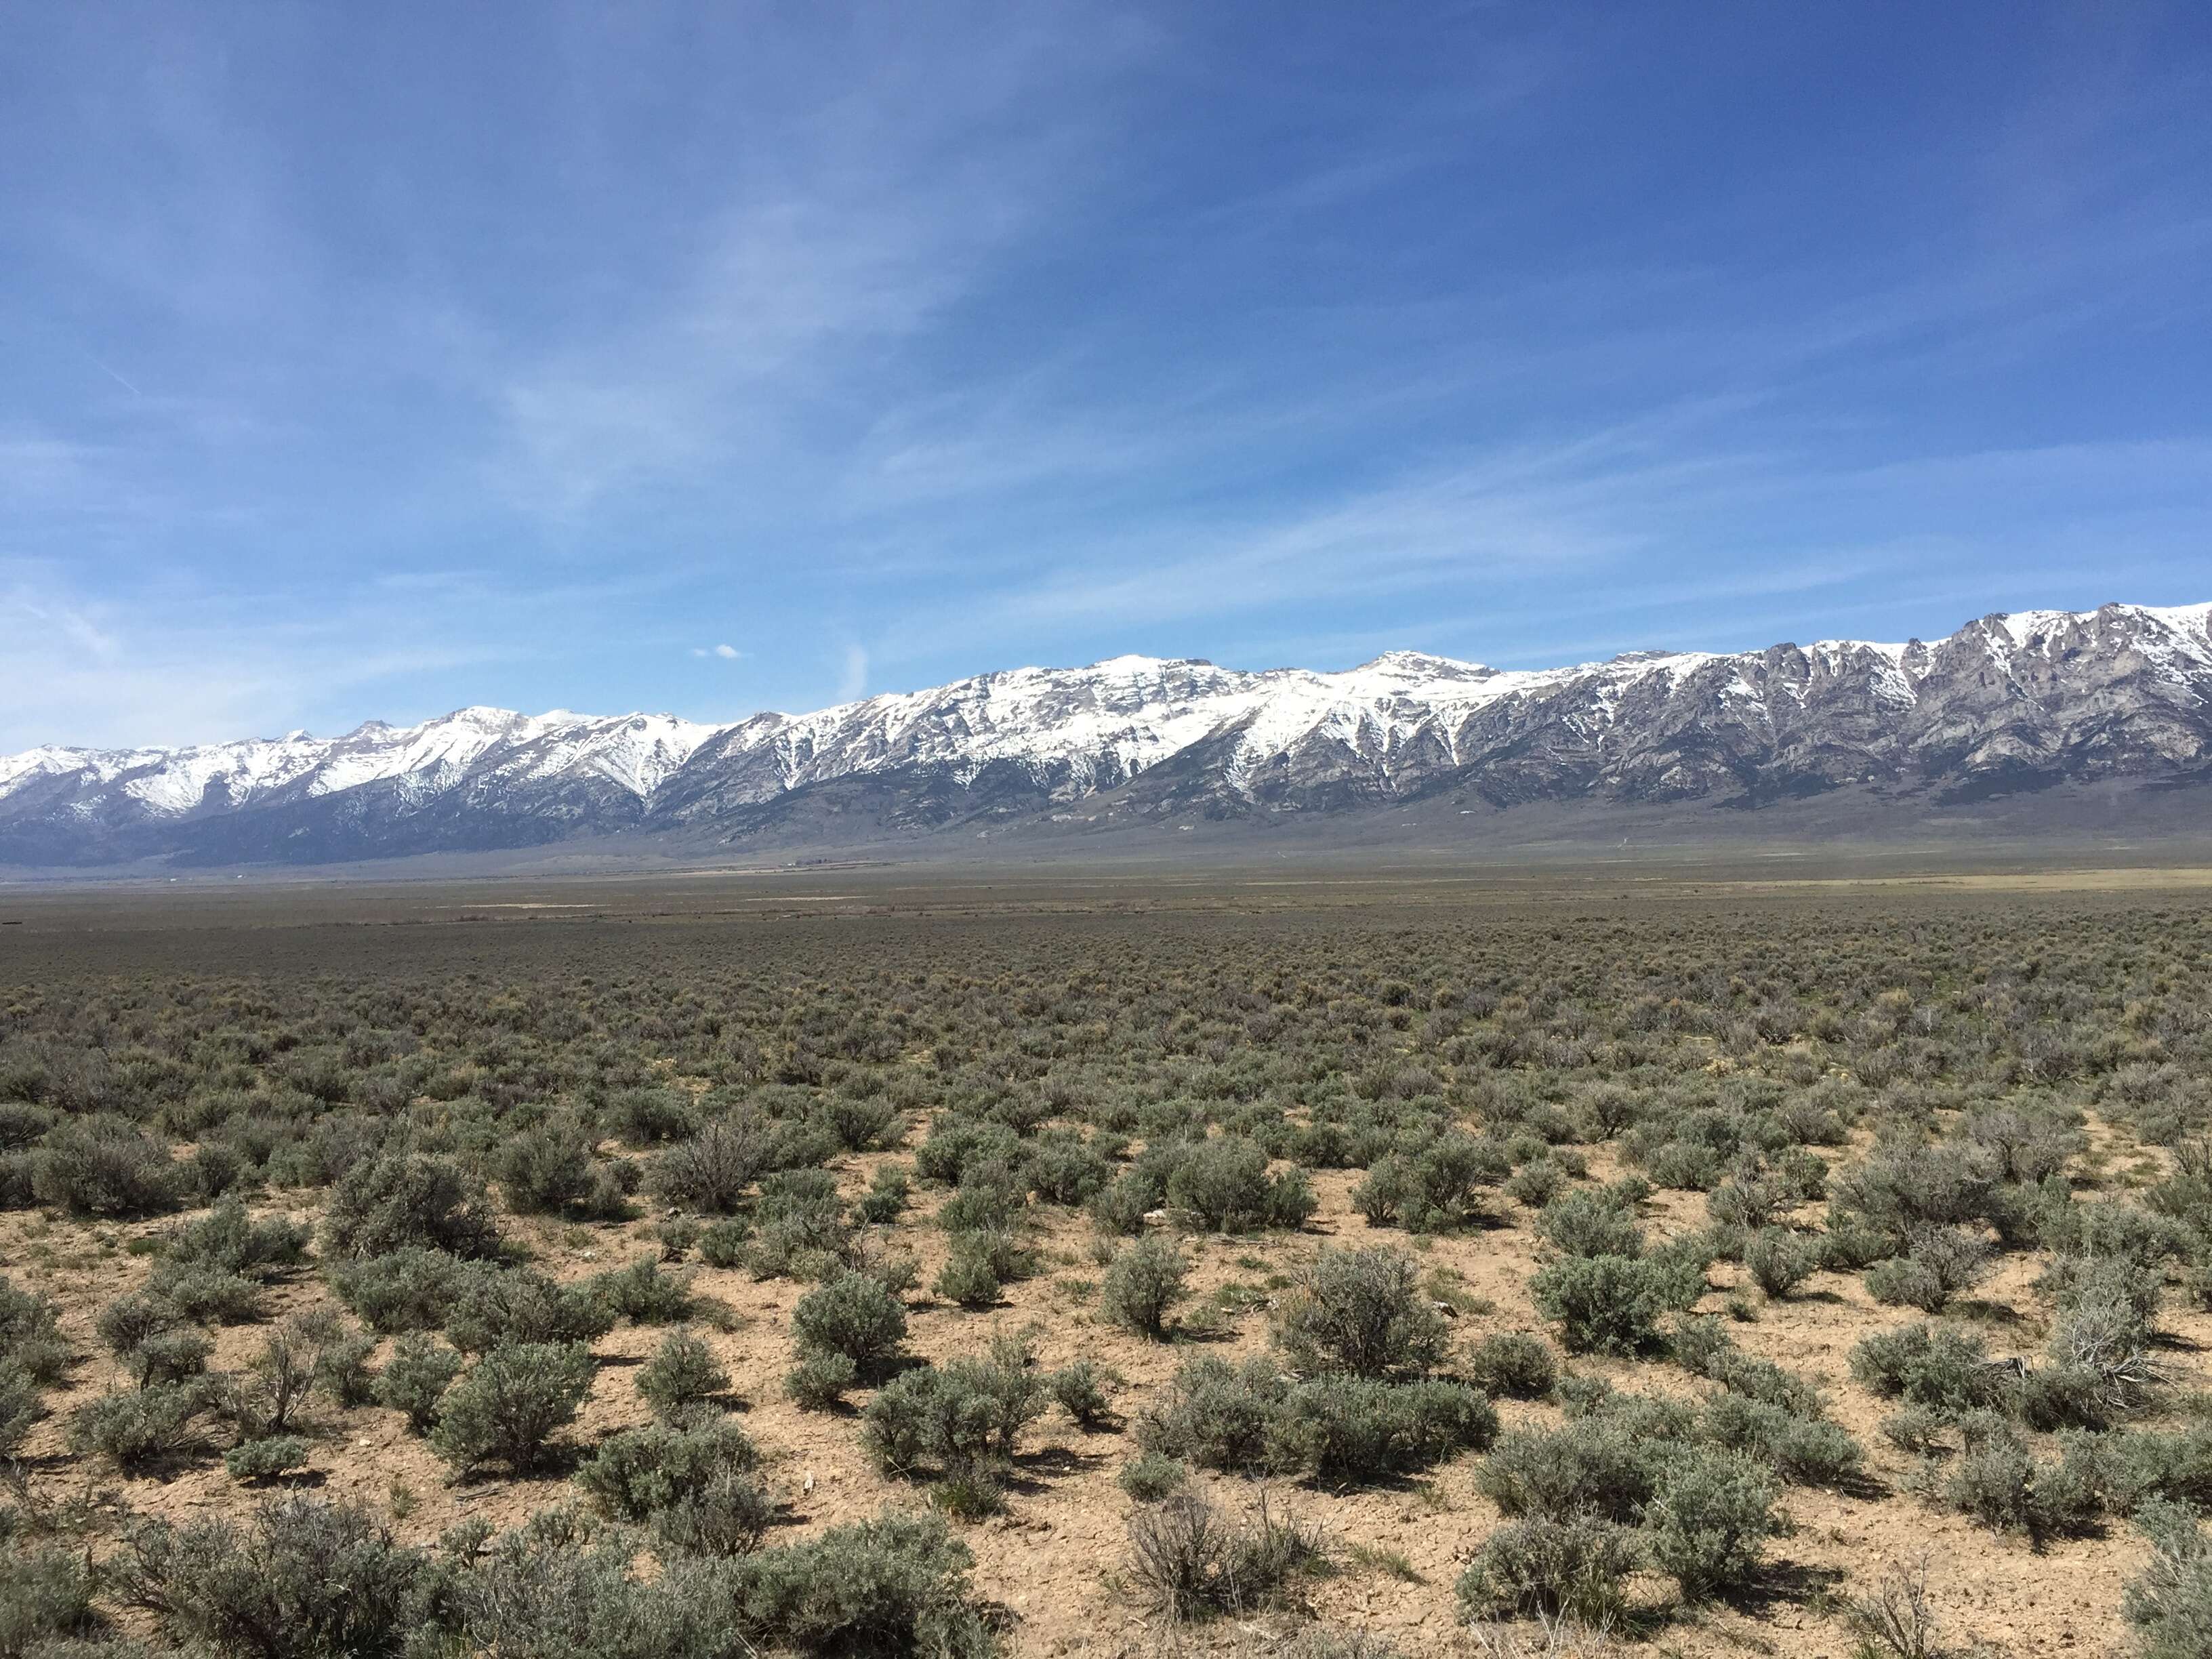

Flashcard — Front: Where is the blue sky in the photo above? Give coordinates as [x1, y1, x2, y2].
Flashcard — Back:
[3, 1, 2209, 750]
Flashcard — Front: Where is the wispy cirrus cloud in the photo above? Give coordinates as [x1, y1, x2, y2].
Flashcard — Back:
[872, 416, 2212, 677]
[1, 3, 2207, 747]
[834, 644, 870, 704]
[481, 7, 1158, 525]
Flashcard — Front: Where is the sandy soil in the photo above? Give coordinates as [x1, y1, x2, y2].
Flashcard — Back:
[8, 1122, 2200, 1659]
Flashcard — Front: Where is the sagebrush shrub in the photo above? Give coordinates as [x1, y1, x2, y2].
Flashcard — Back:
[1832, 1143, 2007, 1237]
[1050, 1358, 1115, 1427]
[1353, 1134, 1508, 1231]
[225, 1434, 310, 1483]
[649, 1117, 766, 1214]
[1848, 1322, 2009, 1416]
[785, 1351, 857, 1410]
[0, 1366, 42, 1462]
[1118, 1451, 1187, 1500]
[97, 1292, 209, 1388]
[2048, 1286, 2163, 1420]
[31, 1116, 181, 1218]
[1024, 1132, 1109, 1206]
[1646, 1139, 1725, 1191]
[1537, 1187, 1643, 1259]
[1531, 1253, 1700, 1355]
[429, 1342, 594, 1475]
[1126, 1491, 1328, 1620]
[863, 1361, 1033, 1486]
[2124, 1498, 2212, 1659]
[1701, 1393, 1864, 1488]
[309, 1318, 378, 1406]
[586, 1258, 695, 1325]
[1269, 1374, 1497, 1479]
[855, 1164, 912, 1225]
[2019, 1361, 2114, 1433]
[1502, 1158, 1567, 1209]
[1965, 1106, 2081, 1186]
[226, 1321, 322, 1438]
[445, 1266, 614, 1353]
[1456, 1515, 1639, 1624]
[376, 1336, 463, 1433]
[495, 1118, 624, 1217]
[1476, 1418, 1661, 1525]
[2106, 1425, 2212, 1510]
[1864, 1227, 1990, 1313]
[1743, 1227, 1818, 1298]
[1465, 1332, 1558, 1401]
[1166, 1137, 1310, 1233]
[697, 1217, 752, 1269]
[611, 1085, 698, 1145]
[719, 1508, 994, 1658]
[329, 1248, 468, 1334]
[1136, 1356, 1290, 1472]
[1275, 1246, 1447, 1380]
[0, 1546, 103, 1654]
[1706, 1161, 1805, 1233]
[916, 1116, 1021, 1187]
[933, 1248, 1002, 1310]
[1944, 1420, 2039, 1533]
[1644, 1449, 1786, 1599]
[69, 1381, 210, 1472]
[1101, 1236, 1187, 1338]
[656, 1465, 779, 1557]
[118, 1496, 429, 1659]
[790, 1272, 906, 1379]
[937, 1159, 1028, 1237]
[823, 1092, 902, 1153]
[0, 1275, 70, 1383]
[1088, 1169, 1160, 1236]
[150, 1265, 267, 1326]
[743, 1169, 854, 1280]
[325, 1153, 501, 1263]
[636, 1326, 732, 1421]
[161, 1199, 310, 1280]
[573, 1416, 762, 1522]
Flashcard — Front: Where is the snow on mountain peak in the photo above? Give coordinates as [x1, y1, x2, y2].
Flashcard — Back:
[1084, 653, 1182, 675]
[6, 600, 2210, 853]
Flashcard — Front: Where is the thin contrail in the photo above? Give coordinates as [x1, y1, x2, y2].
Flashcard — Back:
[90, 355, 142, 397]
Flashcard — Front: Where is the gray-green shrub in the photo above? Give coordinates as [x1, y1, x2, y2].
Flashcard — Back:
[1274, 1246, 1447, 1380]
[1456, 1515, 1639, 1624]
[376, 1336, 463, 1433]
[445, 1266, 615, 1353]
[1530, 1253, 1701, 1355]
[1101, 1236, 1187, 1339]
[324, 1154, 501, 1263]
[636, 1327, 731, 1421]
[1465, 1332, 1558, 1401]
[429, 1342, 594, 1475]
[1644, 1449, 1786, 1599]
[1269, 1374, 1497, 1479]
[2124, 1498, 2212, 1659]
[1743, 1228, 1818, 1298]
[225, 1435, 310, 1482]
[790, 1272, 906, 1380]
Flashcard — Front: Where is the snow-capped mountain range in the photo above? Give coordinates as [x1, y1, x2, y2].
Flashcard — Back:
[5, 600, 2210, 866]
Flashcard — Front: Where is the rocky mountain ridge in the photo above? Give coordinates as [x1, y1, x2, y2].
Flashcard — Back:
[4, 600, 2207, 865]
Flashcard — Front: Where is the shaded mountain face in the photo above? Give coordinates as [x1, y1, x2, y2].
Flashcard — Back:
[4, 602, 2208, 867]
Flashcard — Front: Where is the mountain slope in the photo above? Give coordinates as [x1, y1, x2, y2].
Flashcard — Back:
[4, 600, 2208, 867]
